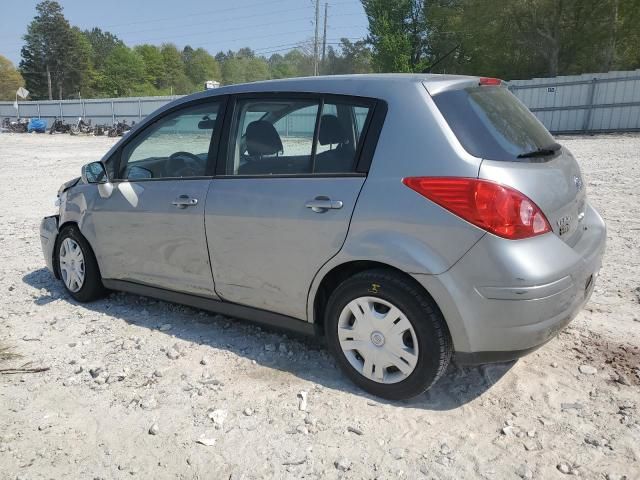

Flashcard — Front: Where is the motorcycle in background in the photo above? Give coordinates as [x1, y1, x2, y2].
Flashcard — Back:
[107, 119, 135, 137]
[70, 117, 94, 135]
[49, 118, 71, 134]
[94, 124, 109, 136]
[1, 117, 29, 133]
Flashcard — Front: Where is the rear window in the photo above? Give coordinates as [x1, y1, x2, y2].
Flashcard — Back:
[432, 86, 557, 161]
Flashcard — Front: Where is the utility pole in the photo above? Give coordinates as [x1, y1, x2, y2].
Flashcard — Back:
[321, 2, 328, 74]
[46, 64, 52, 101]
[313, 0, 320, 76]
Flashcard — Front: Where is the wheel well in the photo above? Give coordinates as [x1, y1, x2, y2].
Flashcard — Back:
[52, 221, 78, 278]
[313, 261, 440, 335]
[53, 221, 100, 279]
[58, 221, 77, 234]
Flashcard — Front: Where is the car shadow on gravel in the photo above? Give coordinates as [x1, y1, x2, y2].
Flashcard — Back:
[23, 268, 515, 410]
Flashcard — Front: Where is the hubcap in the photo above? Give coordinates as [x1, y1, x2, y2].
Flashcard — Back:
[370, 331, 385, 346]
[59, 238, 85, 293]
[337, 296, 419, 384]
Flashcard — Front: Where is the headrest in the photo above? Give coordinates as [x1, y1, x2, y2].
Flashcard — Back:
[246, 120, 283, 156]
[319, 114, 348, 145]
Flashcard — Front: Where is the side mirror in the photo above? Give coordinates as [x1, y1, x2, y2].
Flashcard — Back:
[81, 161, 108, 184]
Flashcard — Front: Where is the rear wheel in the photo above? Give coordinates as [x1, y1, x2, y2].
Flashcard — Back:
[56, 226, 106, 302]
[325, 269, 452, 400]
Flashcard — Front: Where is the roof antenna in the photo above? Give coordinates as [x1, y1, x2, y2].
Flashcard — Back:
[422, 44, 461, 73]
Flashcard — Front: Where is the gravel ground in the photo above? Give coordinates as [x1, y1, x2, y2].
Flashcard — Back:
[0, 133, 639, 480]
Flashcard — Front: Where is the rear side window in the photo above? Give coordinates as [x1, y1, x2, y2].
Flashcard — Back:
[224, 97, 373, 176]
[432, 86, 557, 161]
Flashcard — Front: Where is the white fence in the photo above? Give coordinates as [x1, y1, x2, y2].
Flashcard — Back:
[508, 69, 640, 134]
[0, 96, 179, 127]
[2, 69, 640, 134]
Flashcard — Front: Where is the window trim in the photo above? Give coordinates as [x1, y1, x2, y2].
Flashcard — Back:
[213, 92, 386, 178]
[109, 95, 229, 183]
[355, 99, 387, 173]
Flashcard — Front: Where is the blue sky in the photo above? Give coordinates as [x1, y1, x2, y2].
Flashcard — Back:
[0, 0, 369, 66]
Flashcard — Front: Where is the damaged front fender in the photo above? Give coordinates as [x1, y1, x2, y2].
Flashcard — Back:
[40, 215, 60, 277]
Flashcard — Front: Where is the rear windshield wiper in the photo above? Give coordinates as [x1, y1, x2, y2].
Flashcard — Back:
[517, 143, 562, 159]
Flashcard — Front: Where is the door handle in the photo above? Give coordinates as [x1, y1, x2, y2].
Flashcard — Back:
[171, 195, 198, 209]
[305, 196, 343, 213]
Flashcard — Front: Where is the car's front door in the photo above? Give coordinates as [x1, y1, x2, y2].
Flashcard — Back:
[92, 99, 225, 297]
[205, 95, 377, 319]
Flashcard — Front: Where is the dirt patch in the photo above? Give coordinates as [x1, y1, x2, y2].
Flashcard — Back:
[564, 329, 640, 386]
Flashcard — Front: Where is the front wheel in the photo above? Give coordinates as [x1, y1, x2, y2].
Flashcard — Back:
[56, 226, 106, 302]
[325, 269, 452, 400]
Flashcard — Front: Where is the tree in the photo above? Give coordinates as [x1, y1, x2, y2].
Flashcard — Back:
[268, 54, 295, 79]
[20, 1, 91, 99]
[98, 46, 147, 97]
[0, 56, 26, 100]
[83, 27, 124, 70]
[66, 27, 93, 96]
[360, 0, 640, 79]
[325, 39, 373, 74]
[453, 0, 635, 79]
[268, 49, 313, 79]
[134, 44, 164, 89]
[361, 0, 428, 72]
[159, 43, 193, 94]
[616, 0, 640, 70]
[219, 48, 271, 85]
[183, 46, 221, 87]
[244, 56, 271, 82]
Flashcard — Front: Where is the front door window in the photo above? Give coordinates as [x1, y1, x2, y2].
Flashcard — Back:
[118, 102, 221, 180]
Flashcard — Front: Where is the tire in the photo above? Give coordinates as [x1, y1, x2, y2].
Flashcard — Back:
[55, 225, 106, 302]
[325, 269, 452, 400]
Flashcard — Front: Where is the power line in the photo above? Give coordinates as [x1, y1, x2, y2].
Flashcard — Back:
[173, 25, 366, 52]
[0, 0, 363, 41]
[97, 0, 361, 30]
[17, 38, 360, 75]
[2, 13, 367, 50]
[110, 6, 315, 39]
[0, 0, 294, 40]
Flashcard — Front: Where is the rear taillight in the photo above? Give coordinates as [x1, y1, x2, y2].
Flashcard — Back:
[402, 177, 551, 240]
[479, 77, 502, 86]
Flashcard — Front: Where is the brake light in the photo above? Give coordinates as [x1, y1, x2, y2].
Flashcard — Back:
[402, 177, 551, 240]
[479, 77, 502, 86]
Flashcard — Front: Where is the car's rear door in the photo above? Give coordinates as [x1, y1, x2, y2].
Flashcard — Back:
[91, 97, 226, 297]
[204, 94, 382, 319]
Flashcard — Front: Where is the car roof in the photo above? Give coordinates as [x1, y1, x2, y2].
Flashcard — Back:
[177, 73, 481, 104]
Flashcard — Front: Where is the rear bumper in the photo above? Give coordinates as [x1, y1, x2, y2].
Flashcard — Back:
[40, 215, 59, 276]
[413, 203, 606, 361]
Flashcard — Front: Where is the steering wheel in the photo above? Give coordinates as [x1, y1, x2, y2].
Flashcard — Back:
[166, 151, 204, 177]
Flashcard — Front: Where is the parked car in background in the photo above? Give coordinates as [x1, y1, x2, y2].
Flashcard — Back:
[40, 74, 606, 399]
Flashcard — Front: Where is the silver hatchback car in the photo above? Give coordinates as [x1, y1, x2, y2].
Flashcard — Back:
[40, 74, 606, 399]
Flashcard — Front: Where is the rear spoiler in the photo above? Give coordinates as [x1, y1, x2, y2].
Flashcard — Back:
[424, 77, 506, 96]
